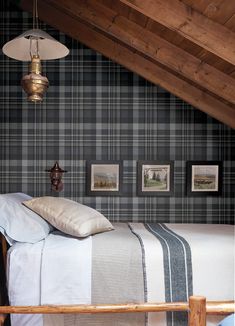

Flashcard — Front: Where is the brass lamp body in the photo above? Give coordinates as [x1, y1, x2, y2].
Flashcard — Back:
[21, 55, 49, 102]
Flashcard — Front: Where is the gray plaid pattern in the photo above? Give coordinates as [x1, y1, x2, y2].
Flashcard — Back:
[0, 3, 234, 224]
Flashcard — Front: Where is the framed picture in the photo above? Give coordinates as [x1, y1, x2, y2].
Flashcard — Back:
[86, 161, 122, 196]
[186, 161, 222, 196]
[137, 161, 174, 196]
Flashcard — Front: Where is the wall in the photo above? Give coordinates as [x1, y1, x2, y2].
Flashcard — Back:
[0, 3, 234, 224]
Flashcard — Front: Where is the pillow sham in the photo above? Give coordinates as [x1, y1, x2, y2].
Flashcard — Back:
[0, 193, 52, 245]
[23, 196, 114, 237]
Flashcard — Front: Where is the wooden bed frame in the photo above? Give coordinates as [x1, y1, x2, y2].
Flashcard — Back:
[0, 235, 234, 326]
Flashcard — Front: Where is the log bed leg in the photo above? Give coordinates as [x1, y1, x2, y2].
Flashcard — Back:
[189, 296, 206, 326]
[0, 314, 6, 326]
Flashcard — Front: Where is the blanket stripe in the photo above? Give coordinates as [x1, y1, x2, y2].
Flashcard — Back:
[145, 223, 193, 326]
[159, 224, 193, 298]
[128, 223, 148, 326]
[128, 223, 148, 302]
[63, 223, 146, 326]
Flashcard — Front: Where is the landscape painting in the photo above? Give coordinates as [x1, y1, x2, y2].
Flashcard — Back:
[186, 161, 222, 196]
[86, 161, 122, 196]
[191, 165, 218, 191]
[91, 164, 119, 191]
[142, 165, 170, 191]
[137, 161, 174, 196]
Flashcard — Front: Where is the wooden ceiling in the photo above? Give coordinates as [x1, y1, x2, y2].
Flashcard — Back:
[19, 0, 235, 128]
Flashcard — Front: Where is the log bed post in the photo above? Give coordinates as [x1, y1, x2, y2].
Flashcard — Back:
[0, 236, 7, 274]
[0, 235, 8, 326]
[189, 296, 206, 326]
[0, 314, 6, 326]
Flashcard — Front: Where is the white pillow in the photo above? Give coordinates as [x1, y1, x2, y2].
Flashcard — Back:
[0, 193, 52, 245]
[23, 196, 114, 237]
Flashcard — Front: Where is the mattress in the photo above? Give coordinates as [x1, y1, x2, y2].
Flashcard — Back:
[7, 223, 235, 326]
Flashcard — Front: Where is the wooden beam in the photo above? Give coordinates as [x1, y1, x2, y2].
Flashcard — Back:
[20, 0, 235, 128]
[119, 0, 235, 66]
[43, 0, 235, 104]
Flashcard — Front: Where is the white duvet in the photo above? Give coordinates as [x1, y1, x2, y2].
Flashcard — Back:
[7, 223, 235, 326]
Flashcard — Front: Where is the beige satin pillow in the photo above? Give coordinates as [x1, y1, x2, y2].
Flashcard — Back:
[23, 196, 114, 237]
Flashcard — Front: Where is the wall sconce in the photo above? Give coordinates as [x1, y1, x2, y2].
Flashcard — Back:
[46, 161, 67, 192]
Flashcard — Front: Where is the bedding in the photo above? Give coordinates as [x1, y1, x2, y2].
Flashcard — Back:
[7, 223, 234, 326]
[0, 193, 52, 245]
[218, 314, 235, 326]
[23, 196, 114, 237]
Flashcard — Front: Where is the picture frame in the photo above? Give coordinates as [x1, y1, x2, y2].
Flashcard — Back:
[86, 160, 122, 196]
[186, 161, 222, 196]
[137, 161, 174, 196]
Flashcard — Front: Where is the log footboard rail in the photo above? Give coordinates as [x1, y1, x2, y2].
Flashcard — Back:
[0, 296, 234, 326]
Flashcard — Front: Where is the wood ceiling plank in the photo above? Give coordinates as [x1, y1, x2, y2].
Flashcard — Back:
[202, 0, 224, 18]
[145, 19, 234, 74]
[146, 20, 204, 58]
[182, 0, 235, 26]
[119, 0, 235, 66]
[181, 0, 211, 12]
[82, 0, 235, 71]
[128, 8, 148, 27]
[203, 0, 235, 25]
[101, 0, 130, 18]
[225, 14, 235, 32]
[230, 70, 235, 78]
[19, 0, 235, 128]
[145, 14, 234, 72]
[196, 50, 235, 75]
[38, 0, 235, 104]
[146, 20, 184, 46]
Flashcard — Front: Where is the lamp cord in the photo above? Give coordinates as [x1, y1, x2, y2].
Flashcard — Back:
[31, 0, 39, 59]
[33, 0, 39, 30]
[35, 0, 39, 29]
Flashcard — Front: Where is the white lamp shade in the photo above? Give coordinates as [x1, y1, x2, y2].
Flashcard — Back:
[2, 29, 69, 61]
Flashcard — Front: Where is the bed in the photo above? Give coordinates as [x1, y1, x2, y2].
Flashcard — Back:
[0, 193, 234, 326]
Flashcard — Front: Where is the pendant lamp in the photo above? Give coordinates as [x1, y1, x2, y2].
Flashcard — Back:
[2, 0, 69, 102]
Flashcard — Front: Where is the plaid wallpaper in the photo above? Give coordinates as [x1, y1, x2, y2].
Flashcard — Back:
[0, 3, 234, 224]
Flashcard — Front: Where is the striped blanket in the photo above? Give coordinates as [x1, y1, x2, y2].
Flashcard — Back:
[8, 223, 234, 326]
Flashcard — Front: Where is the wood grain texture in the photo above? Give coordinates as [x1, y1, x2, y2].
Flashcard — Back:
[0, 236, 7, 275]
[120, 0, 235, 66]
[0, 235, 8, 313]
[0, 302, 189, 314]
[189, 296, 206, 326]
[43, 0, 235, 104]
[0, 314, 6, 326]
[0, 297, 234, 315]
[182, 0, 235, 25]
[206, 301, 235, 315]
[0, 296, 235, 316]
[19, 0, 235, 129]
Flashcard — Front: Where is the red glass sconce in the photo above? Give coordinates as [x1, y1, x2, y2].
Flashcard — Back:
[46, 161, 67, 192]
